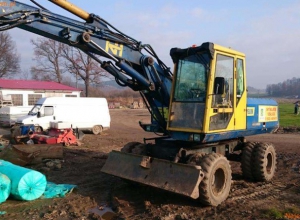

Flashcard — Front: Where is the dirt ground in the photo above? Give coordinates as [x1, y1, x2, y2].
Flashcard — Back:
[1, 109, 300, 220]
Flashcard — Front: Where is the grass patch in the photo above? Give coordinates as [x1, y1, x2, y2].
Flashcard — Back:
[262, 207, 283, 219]
[279, 103, 300, 127]
[262, 207, 300, 219]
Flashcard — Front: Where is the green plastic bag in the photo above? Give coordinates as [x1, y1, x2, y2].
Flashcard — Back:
[0, 173, 11, 203]
[0, 160, 46, 201]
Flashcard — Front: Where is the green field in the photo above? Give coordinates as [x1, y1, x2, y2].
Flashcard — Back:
[279, 103, 300, 127]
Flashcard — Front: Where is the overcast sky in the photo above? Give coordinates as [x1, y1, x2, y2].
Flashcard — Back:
[7, 0, 300, 89]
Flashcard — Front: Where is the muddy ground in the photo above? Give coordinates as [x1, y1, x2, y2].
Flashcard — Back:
[1, 109, 300, 220]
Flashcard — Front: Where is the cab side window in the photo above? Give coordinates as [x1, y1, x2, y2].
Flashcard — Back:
[212, 54, 234, 108]
[209, 54, 234, 131]
[44, 106, 54, 116]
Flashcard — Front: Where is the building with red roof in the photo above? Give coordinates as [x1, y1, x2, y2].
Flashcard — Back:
[0, 79, 81, 106]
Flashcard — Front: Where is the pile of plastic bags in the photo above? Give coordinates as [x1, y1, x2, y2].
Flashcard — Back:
[0, 160, 76, 204]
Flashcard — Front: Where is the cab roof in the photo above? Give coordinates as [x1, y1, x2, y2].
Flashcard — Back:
[170, 42, 245, 63]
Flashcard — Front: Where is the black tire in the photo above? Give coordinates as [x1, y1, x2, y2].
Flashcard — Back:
[11, 125, 21, 137]
[92, 125, 102, 135]
[131, 143, 147, 155]
[198, 153, 232, 206]
[252, 143, 277, 181]
[34, 126, 42, 133]
[121, 142, 141, 153]
[186, 152, 207, 165]
[241, 142, 257, 180]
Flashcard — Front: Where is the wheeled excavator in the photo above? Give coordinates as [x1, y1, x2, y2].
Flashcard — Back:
[0, 0, 279, 206]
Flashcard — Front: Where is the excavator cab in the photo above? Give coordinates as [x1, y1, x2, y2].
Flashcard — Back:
[168, 42, 247, 142]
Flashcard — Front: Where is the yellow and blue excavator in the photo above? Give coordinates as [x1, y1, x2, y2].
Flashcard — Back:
[0, 0, 279, 206]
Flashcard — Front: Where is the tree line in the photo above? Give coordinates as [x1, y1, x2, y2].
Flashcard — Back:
[266, 77, 300, 97]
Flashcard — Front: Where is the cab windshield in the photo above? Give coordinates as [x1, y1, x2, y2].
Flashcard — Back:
[173, 53, 210, 102]
[28, 104, 42, 116]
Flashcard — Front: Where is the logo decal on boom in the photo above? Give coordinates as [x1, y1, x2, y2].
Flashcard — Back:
[105, 41, 123, 57]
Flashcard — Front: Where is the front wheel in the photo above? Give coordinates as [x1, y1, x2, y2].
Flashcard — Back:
[120, 142, 147, 155]
[198, 153, 232, 206]
[241, 142, 257, 180]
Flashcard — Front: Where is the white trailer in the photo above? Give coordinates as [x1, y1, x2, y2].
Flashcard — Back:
[15, 97, 110, 134]
[0, 106, 33, 127]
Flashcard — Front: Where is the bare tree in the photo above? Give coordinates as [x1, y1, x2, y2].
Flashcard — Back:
[61, 75, 75, 87]
[62, 46, 109, 97]
[30, 37, 109, 95]
[0, 32, 20, 78]
[30, 37, 66, 82]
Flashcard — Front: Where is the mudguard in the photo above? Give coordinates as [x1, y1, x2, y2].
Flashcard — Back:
[101, 150, 204, 199]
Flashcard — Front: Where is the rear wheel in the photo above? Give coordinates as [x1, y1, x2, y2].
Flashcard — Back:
[197, 153, 232, 206]
[92, 125, 102, 135]
[241, 142, 257, 180]
[252, 143, 277, 181]
[241, 142, 277, 182]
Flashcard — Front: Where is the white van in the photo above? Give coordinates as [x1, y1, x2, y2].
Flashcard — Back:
[15, 97, 110, 134]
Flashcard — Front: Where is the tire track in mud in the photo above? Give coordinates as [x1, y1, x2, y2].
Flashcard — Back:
[199, 183, 282, 218]
[225, 182, 282, 206]
[228, 182, 275, 201]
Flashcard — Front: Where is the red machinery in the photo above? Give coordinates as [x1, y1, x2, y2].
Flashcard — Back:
[31, 128, 80, 146]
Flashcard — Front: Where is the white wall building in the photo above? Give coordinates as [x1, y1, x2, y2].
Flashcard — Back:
[0, 79, 81, 107]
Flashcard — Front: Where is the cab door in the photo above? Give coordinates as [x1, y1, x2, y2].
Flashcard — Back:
[234, 57, 247, 130]
[207, 53, 246, 132]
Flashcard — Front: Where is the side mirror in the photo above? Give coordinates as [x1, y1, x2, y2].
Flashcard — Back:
[37, 111, 41, 118]
[214, 77, 225, 95]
